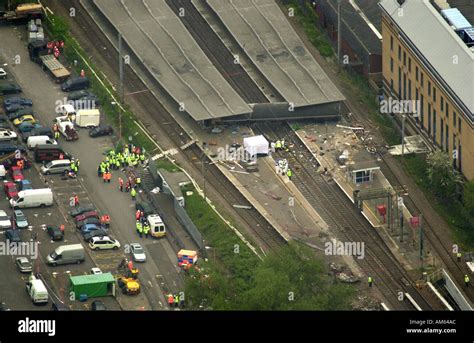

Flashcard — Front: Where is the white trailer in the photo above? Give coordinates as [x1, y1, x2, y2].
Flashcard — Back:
[75, 109, 100, 128]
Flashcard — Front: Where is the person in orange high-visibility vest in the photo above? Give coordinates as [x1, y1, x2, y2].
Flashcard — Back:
[102, 172, 107, 183]
[167, 294, 174, 307]
[119, 177, 124, 192]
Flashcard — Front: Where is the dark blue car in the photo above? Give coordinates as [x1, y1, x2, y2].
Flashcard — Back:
[3, 97, 33, 107]
[17, 123, 41, 133]
[18, 179, 32, 191]
[80, 223, 105, 234]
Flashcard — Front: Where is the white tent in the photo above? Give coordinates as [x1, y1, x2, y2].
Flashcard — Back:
[243, 135, 269, 156]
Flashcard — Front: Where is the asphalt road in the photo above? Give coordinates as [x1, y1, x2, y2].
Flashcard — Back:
[0, 24, 184, 310]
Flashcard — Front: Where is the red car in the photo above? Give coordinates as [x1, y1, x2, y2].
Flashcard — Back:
[9, 166, 24, 183]
[3, 181, 18, 199]
[75, 210, 99, 223]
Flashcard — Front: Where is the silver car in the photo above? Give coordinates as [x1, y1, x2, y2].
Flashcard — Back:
[0, 210, 11, 229]
[14, 210, 28, 229]
[130, 243, 146, 262]
[15, 257, 32, 273]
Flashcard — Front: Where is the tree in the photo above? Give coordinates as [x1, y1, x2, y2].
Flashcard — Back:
[426, 151, 462, 201]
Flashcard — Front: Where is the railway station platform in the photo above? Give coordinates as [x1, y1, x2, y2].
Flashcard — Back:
[94, 0, 251, 121]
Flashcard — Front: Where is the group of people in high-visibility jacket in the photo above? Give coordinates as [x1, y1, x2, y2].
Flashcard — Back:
[167, 293, 185, 308]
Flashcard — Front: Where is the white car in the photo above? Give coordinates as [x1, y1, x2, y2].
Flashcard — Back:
[0, 68, 7, 79]
[0, 210, 11, 229]
[0, 129, 17, 141]
[89, 236, 120, 251]
[130, 243, 146, 262]
[90, 267, 103, 275]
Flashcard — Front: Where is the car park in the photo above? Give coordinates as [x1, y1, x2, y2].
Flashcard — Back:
[91, 300, 106, 311]
[5, 229, 21, 243]
[46, 225, 64, 241]
[18, 179, 32, 191]
[13, 114, 36, 126]
[13, 210, 28, 229]
[89, 236, 120, 251]
[15, 257, 32, 273]
[80, 223, 105, 234]
[3, 97, 33, 107]
[9, 166, 24, 182]
[82, 228, 108, 242]
[0, 129, 17, 141]
[17, 122, 41, 133]
[130, 243, 146, 262]
[76, 216, 101, 229]
[75, 210, 99, 223]
[3, 181, 18, 199]
[89, 125, 113, 138]
[69, 204, 95, 218]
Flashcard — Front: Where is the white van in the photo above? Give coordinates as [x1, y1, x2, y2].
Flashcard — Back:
[40, 159, 71, 175]
[47, 244, 85, 266]
[27, 135, 57, 149]
[10, 188, 53, 209]
[26, 275, 49, 304]
[147, 214, 166, 238]
[58, 104, 76, 117]
[0, 165, 5, 179]
[75, 109, 100, 128]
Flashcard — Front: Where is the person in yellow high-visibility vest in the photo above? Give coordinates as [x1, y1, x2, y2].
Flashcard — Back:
[368, 276, 373, 287]
[465, 275, 470, 287]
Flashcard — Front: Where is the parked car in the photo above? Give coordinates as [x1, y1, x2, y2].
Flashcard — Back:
[69, 204, 95, 218]
[5, 103, 27, 114]
[61, 76, 89, 92]
[0, 129, 17, 141]
[0, 82, 21, 95]
[130, 243, 146, 262]
[3, 181, 18, 199]
[0, 114, 9, 123]
[76, 216, 101, 229]
[46, 225, 64, 241]
[13, 115, 36, 126]
[75, 210, 99, 223]
[17, 122, 42, 133]
[21, 127, 53, 142]
[91, 300, 106, 311]
[80, 223, 105, 234]
[8, 108, 34, 121]
[90, 267, 103, 275]
[0, 210, 11, 229]
[3, 97, 32, 108]
[82, 228, 108, 242]
[5, 229, 21, 243]
[89, 236, 120, 251]
[0, 143, 26, 155]
[67, 89, 94, 101]
[18, 179, 32, 191]
[13, 209, 28, 229]
[9, 166, 24, 183]
[15, 257, 32, 273]
[89, 125, 113, 138]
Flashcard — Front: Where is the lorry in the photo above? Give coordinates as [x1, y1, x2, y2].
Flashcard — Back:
[1, 3, 43, 22]
[46, 244, 85, 266]
[28, 40, 70, 83]
[75, 109, 100, 128]
[10, 188, 53, 209]
[25, 274, 49, 304]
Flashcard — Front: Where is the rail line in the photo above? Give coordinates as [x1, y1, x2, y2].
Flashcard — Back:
[55, 0, 287, 253]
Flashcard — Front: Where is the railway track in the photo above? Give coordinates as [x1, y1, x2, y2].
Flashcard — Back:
[50, 0, 286, 253]
[255, 121, 436, 310]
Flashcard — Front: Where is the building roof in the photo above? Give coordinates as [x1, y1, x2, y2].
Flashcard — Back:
[70, 273, 115, 286]
[447, 0, 474, 25]
[379, 0, 474, 124]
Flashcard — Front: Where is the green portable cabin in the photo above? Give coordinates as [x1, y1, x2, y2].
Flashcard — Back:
[69, 273, 115, 299]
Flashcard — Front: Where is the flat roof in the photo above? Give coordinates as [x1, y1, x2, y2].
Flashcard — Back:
[379, 0, 474, 124]
[70, 273, 115, 285]
[94, 0, 252, 121]
[207, 0, 345, 107]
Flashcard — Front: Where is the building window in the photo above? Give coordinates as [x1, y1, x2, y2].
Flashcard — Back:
[390, 57, 394, 73]
[421, 72, 424, 88]
[428, 81, 431, 96]
[398, 67, 402, 98]
[458, 118, 461, 133]
[398, 45, 401, 60]
[446, 103, 449, 120]
[428, 104, 432, 134]
[415, 89, 419, 122]
[433, 87, 436, 102]
[458, 142, 462, 172]
[355, 170, 371, 184]
[445, 124, 449, 152]
[440, 119, 444, 150]
[408, 79, 411, 100]
[391, 36, 393, 51]
[453, 111, 457, 127]
[403, 51, 406, 66]
[416, 66, 419, 81]
[408, 58, 411, 72]
[390, 79, 394, 93]
[433, 110, 437, 144]
[403, 73, 407, 100]
[440, 96, 444, 112]
[420, 94, 424, 127]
